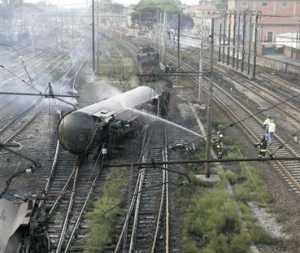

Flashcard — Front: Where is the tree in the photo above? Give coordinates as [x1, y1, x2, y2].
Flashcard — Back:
[135, 0, 181, 13]
[215, 0, 225, 9]
[131, 0, 193, 30]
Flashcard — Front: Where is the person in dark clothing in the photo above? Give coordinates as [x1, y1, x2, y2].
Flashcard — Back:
[255, 135, 268, 158]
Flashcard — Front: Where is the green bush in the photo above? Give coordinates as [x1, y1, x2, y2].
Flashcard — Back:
[239, 203, 273, 245]
[235, 162, 272, 204]
[184, 238, 199, 253]
[85, 169, 127, 252]
[182, 145, 274, 252]
[184, 185, 251, 252]
[223, 170, 238, 185]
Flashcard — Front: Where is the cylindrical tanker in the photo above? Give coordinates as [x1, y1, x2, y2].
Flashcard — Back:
[58, 86, 158, 154]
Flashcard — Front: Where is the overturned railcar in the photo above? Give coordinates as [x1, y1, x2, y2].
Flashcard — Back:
[58, 86, 159, 155]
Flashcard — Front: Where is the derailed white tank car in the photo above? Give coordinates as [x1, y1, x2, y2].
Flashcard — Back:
[58, 86, 158, 154]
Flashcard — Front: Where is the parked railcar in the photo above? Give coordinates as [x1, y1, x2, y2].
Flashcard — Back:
[137, 46, 161, 82]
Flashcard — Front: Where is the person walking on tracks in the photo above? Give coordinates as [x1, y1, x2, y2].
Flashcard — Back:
[267, 119, 276, 144]
[263, 116, 276, 144]
[263, 116, 271, 131]
[255, 134, 268, 158]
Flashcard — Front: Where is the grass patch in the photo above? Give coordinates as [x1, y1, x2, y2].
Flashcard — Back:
[183, 181, 252, 253]
[235, 163, 272, 204]
[84, 168, 127, 252]
[239, 203, 274, 245]
[181, 144, 275, 252]
[226, 147, 272, 204]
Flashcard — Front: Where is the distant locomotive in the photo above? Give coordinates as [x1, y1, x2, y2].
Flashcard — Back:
[137, 46, 161, 81]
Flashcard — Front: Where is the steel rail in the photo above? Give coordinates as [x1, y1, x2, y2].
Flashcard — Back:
[217, 71, 300, 127]
[0, 98, 43, 135]
[164, 51, 300, 194]
[168, 53, 300, 193]
[114, 126, 150, 253]
[128, 166, 145, 253]
[39, 112, 62, 208]
[0, 54, 69, 89]
[164, 128, 170, 253]
[47, 167, 76, 217]
[63, 150, 106, 253]
[55, 161, 80, 253]
[113, 173, 141, 253]
[177, 55, 300, 157]
[211, 86, 300, 193]
[151, 126, 169, 253]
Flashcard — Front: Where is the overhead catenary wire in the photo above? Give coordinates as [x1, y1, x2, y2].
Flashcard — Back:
[270, 128, 300, 157]
[147, 69, 300, 142]
[104, 156, 300, 168]
[0, 64, 41, 93]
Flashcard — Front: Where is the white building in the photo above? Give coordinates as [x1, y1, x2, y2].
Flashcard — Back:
[276, 33, 300, 49]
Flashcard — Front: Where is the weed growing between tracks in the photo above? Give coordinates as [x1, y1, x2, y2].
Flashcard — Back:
[182, 178, 252, 253]
[223, 148, 275, 245]
[85, 167, 128, 253]
[179, 145, 275, 252]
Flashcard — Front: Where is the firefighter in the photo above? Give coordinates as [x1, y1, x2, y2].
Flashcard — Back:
[165, 64, 170, 73]
[255, 134, 268, 158]
[214, 130, 224, 159]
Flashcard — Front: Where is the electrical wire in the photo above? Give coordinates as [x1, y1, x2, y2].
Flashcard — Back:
[270, 128, 300, 157]
[104, 156, 300, 168]
[0, 64, 41, 93]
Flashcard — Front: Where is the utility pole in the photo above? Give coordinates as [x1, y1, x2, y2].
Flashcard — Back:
[162, 11, 167, 65]
[222, 12, 227, 64]
[209, 18, 214, 73]
[61, 13, 64, 50]
[232, 11, 236, 67]
[236, 12, 241, 70]
[205, 18, 214, 178]
[241, 11, 246, 72]
[198, 39, 203, 101]
[227, 12, 231, 65]
[218, 23, 222, 62]
[177, 13, 181, 69]
[247, 14, 253, 76]
[92, 0, 96, 73]
[96, 0, 100, 73]
[160, 11, 167, 65]
[158, 11, 162, 58]
[252, 12, 259, 80]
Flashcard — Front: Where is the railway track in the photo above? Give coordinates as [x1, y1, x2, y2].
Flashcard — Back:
[113, 121, 170, 253]
[0, 61, 82, 151]
[0, 53, 71, 121]
[43, 147, 106, 253]
[0, 51, 69, 88]
[22, 62, 106, 252]
[169, 49, 300, 153]
[214, 67, 300, 117]
[256, 72, 300, 104]
[0, 98, 43, 143]
[166, 53, 300, 195]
